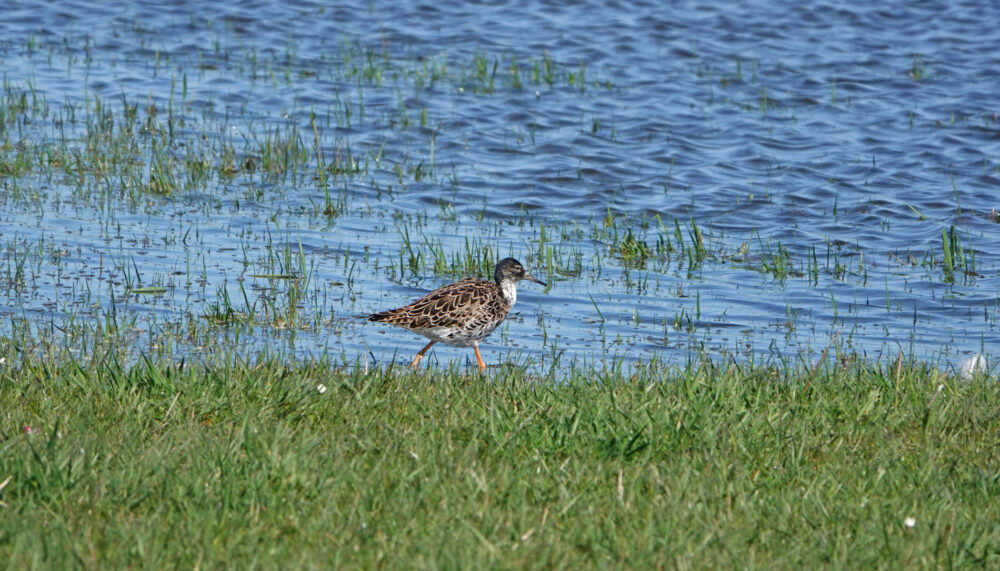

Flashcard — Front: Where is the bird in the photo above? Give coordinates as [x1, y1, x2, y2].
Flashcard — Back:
[368, 257, 546, 372]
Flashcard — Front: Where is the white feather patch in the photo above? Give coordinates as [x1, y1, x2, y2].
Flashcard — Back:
[502, 280, 517, 306]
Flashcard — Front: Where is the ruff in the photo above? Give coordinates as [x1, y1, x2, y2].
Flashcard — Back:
[368, 257, 545, 371]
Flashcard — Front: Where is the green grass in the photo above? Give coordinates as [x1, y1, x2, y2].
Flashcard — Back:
[1, 355, 997, 568]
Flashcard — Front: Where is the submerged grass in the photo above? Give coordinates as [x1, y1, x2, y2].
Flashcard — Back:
[1, 355, 997, 568]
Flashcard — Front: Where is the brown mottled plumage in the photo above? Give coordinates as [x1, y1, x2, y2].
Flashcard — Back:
[368, 257, 546, 371]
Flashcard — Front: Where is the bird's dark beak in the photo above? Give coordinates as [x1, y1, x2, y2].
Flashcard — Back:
[525, 273, 546, 287]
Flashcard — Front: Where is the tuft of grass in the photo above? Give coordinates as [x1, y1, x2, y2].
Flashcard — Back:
[910, 54, 928, 80]
[940, 225, 975, 283]
[1, 355, 997, 568]
[616, 228, 650, 267]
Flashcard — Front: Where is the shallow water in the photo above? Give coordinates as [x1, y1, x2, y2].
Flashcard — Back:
[1, 0, 998, 374]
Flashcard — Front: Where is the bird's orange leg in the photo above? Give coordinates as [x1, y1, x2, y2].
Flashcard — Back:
[473, 345, 486, 372]
[411, 341, 435, 368]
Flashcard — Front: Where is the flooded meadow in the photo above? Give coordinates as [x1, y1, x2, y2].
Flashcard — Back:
[1, 0, 999, 376]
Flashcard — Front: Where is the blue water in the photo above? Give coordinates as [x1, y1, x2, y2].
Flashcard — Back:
[1, 0, 998, 374]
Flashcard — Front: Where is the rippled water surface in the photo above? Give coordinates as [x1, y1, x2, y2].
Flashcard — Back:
[1, 0, 998, 374]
